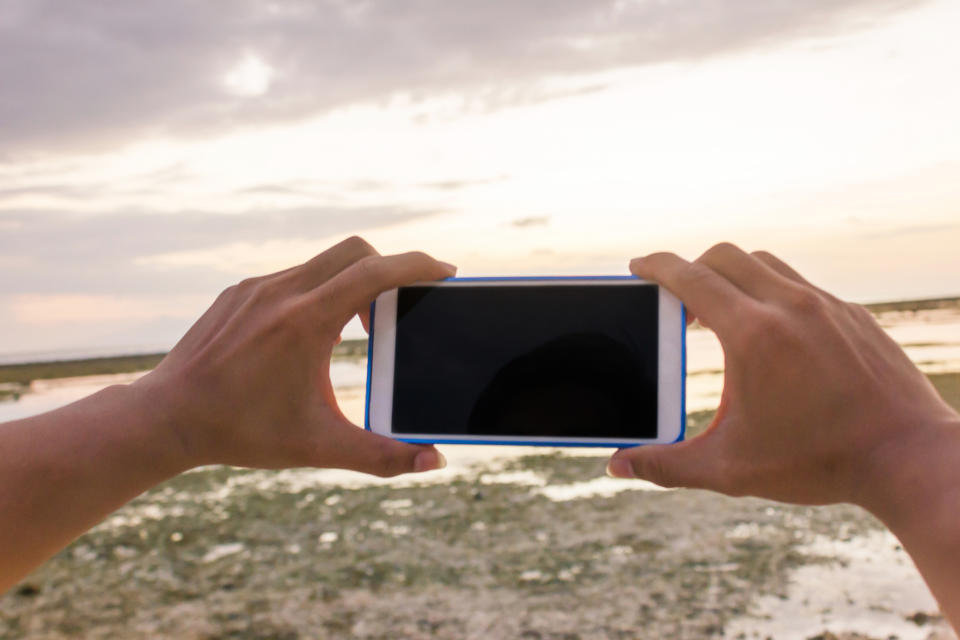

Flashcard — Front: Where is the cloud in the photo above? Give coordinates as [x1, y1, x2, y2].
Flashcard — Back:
[420, 177, 508, 191]
[9, 293, 204, 326]
[861, 221, 960, 239]
[0, 205, 439, 294]
[0, 162, 198, 203]
[0, 0, 926, 157]
[0, 183, 102, 200]
[233, 175, 504, 198]
[511, 216, 550, 228]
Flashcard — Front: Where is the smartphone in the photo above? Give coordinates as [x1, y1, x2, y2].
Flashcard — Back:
[365, 277, 685, 447]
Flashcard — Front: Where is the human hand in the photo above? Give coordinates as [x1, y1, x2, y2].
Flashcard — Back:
[607, 243, 960, 508]
[131, 236, 455, 476]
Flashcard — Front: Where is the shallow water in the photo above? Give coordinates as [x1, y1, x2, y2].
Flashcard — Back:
[4, 309, 957, 423]
[3, 309, 958, 426]
[0, 329, 728, 423]
[880, 308, 960, 373]
[0, 372, 148, 422]
[0, 359, 369, 424]
[724, 529, 945, 639]
[3, 312, 956, 504]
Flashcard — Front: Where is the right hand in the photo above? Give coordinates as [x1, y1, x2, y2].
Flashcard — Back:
[607, 243, 960, 509]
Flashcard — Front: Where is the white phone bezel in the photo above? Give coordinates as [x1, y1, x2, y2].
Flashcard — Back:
[367, 278, 684, 446]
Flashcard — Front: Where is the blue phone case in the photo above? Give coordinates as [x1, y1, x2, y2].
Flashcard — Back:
[364, 276, 686, 448]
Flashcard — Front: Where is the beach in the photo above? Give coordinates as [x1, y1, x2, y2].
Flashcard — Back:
[1, 301, 959, 639]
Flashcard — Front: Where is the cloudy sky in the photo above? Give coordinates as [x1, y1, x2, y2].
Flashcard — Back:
[1, 0, 959, 358]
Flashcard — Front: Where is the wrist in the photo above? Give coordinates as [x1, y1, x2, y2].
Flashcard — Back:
[116, 378, 200, 475]
[854, 415, 960, 536]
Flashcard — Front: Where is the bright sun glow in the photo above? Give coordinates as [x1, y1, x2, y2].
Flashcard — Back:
[223, 54, 274, 97]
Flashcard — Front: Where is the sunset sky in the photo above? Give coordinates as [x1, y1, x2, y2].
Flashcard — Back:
[1, 0, 959, 358]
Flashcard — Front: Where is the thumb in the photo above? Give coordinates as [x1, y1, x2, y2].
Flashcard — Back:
[606, 436, 720, 490]
[317, 416, 447, 478]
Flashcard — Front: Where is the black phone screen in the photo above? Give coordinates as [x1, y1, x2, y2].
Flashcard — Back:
[391, 283, 659, 439]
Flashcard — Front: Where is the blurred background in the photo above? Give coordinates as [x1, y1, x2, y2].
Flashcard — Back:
[1, 1, 959, 638]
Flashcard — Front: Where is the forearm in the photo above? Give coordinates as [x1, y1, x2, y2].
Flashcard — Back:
[0, 243, 453, 593]
[857, 415, 960, 630]
[0, 384, 191, 592]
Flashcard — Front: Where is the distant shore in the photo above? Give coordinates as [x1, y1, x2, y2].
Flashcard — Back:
[1, 294, 958, 403]
[862, 294, 960, 314]
[0, 339, 368, 401]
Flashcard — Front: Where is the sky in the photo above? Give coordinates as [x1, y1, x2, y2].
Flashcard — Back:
[1, 0, 959, 358]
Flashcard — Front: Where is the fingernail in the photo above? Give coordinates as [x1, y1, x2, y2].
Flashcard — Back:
[606, 458, 636, 479]
[629, 257, 644, 268]
[414, 450, 446, 473]
[439, 261, 458, 275]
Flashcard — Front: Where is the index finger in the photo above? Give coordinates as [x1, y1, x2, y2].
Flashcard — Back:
[630, 252, 753, 335]
[312, 251, 457, 327]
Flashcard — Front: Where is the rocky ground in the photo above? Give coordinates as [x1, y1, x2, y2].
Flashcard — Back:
[2, 330, 958, 639]
[1, 433, 954, 639]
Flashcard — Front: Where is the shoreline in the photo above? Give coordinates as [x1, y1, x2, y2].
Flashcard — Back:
[3, 292, 960, 385]
[862, 294, 960, 314]
[0, 340, 369, 401]
[1, 293, 958, 408]
[2, 350, 959, 418]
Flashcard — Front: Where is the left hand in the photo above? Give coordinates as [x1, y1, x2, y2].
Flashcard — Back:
[132, 236, 456, 476]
